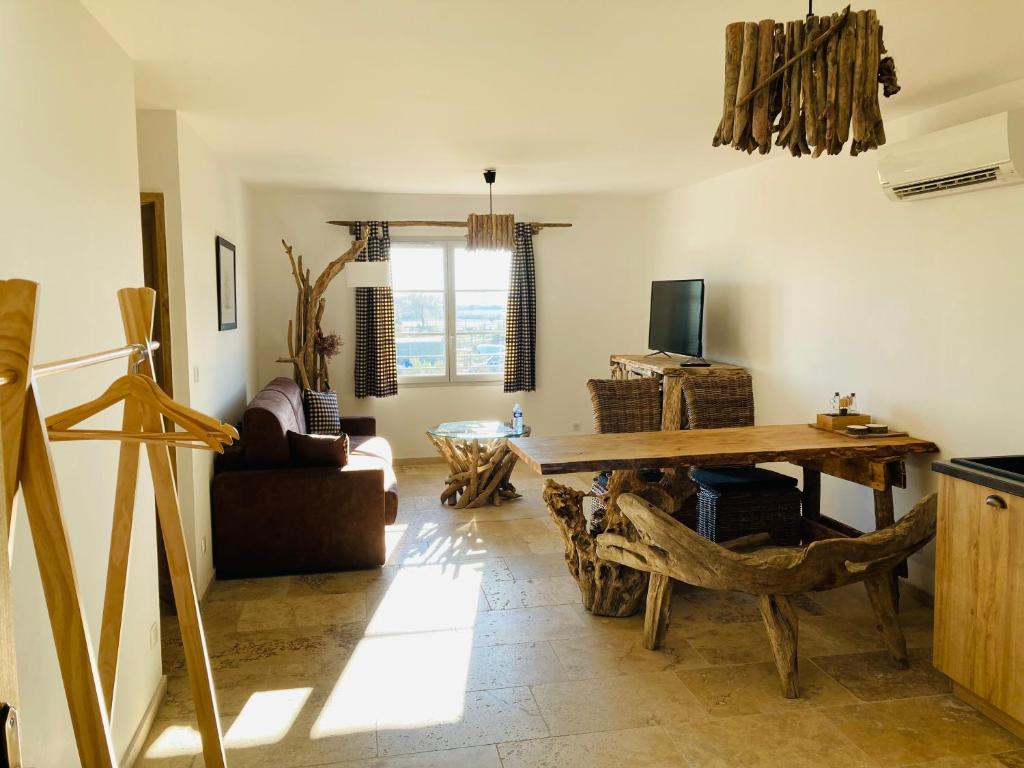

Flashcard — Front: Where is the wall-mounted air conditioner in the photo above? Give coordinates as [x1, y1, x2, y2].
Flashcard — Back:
[877, 109, 1024, 201]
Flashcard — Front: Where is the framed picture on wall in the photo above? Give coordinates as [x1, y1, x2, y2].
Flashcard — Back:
[216, 236, 237, 331]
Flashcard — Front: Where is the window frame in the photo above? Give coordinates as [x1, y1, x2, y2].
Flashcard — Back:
[391, 235, 508, 386]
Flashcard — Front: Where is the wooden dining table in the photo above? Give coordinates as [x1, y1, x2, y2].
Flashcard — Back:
[509, 424, 939, 614]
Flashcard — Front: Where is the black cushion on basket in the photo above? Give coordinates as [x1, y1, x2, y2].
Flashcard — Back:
[691, 466, 798, 493]
[302, 389, 342, 436]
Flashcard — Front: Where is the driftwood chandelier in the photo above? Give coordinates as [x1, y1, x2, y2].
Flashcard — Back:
[713, 4, 900, 157]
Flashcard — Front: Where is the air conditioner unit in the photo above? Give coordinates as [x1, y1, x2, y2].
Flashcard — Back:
[877, 110, 1024, 201]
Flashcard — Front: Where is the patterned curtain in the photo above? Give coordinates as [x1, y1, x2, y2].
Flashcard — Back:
[353, 221, 398, 398]
[503, 222, 537, 393]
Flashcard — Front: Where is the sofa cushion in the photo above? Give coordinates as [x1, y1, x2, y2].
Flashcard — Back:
[303, 389, 342, 436]
[348, 436, 399, 524]
[263, 377, 306, 433]
[243, 377, 306, 467]
[288, 431, 350, 468]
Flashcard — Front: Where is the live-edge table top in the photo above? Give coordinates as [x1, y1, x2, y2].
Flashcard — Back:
[508, 424, 938, 476]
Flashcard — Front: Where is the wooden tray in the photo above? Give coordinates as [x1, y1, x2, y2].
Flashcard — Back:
[808, 424, 909, 439]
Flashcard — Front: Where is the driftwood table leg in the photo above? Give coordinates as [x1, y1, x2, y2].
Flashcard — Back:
[644, 573, 673, 650]
[873, 487, 902, 608]
[802, 466, 821, 520]
[544, 480, 649, 617]
[543, 468, 698, 619]
[758, 594, 800, 698]
[864, 573, 909, 668]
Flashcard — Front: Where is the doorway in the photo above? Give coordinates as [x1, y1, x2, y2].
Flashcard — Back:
[140, 193, 176, 615]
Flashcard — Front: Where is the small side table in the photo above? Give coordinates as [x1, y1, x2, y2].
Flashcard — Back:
[427, 420, 531, 509]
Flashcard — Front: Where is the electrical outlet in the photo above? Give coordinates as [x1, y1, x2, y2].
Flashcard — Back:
[150, 622, 159, 650]
[200, 536, 207, 554]
[193, 366, 200, 383]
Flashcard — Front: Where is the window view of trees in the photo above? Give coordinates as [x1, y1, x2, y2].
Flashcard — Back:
[391, 242, 509, 380]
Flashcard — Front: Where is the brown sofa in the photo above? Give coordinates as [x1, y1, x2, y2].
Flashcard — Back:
[211, 377, 398, 578]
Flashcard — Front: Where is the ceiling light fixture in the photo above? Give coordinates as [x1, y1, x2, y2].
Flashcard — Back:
[466, 168, 515, 252]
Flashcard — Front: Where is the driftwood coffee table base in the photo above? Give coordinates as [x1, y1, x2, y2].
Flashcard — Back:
[429, 434, 524, 509]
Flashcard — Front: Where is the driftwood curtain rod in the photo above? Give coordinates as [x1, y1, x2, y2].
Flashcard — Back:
[327, 220, 572, 236]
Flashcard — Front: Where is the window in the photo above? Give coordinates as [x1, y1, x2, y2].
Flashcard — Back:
[391, 239, 510, 383]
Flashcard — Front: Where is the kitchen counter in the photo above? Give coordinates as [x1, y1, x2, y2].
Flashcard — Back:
[932, 458, 1024, 498]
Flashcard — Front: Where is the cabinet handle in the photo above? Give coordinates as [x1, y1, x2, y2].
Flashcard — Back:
[985, 494, 1008, 509]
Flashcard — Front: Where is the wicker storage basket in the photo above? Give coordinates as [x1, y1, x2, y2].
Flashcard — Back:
[693, 468, 802, 545]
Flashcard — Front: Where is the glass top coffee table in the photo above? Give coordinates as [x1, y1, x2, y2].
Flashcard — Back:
[426, 420, 531, 508]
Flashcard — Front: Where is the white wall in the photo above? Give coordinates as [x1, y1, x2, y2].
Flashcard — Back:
[645, 80, 1024, 592]
[0, 1, 161, 764]
[250, 189, 652, 458]
[137, 109, 257, 593]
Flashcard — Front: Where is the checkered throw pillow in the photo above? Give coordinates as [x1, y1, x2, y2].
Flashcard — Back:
[302, 389, 341, 436]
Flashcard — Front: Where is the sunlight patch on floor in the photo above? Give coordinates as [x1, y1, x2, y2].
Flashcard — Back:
[312, 562, 484, 737]
[145, 688, 314, 758]
[144, 723, 202, 760]
[384, 522, 409, 561]
[367, 562, 484, 635]
[225, 687, 311, 748]
[392, 521, 493, 565]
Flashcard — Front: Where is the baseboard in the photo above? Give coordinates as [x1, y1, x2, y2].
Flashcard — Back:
[200, 568, 215, 601]
[394, 456, 445, 467]
[122, 674, 168, 768]
[953, 682, 1024, 740]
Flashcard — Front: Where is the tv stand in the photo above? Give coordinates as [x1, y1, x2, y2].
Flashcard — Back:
[610, 354, 748, 431]
[645, 351, 711, 367]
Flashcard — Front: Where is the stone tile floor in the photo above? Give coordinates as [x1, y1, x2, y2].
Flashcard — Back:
[139, 463, 1024, 768]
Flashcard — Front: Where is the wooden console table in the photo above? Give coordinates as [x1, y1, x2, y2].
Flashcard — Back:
[610, 354, 747, 431]
[509, 424, 938, 617]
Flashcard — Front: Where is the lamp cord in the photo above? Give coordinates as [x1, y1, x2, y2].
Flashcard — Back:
[489, 182, 493, 216]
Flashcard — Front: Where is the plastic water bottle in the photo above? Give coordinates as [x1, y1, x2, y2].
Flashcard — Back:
[512, 404, 524, 434]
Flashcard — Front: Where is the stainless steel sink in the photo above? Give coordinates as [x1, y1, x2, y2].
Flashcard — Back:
[950, 455, 1024, 483]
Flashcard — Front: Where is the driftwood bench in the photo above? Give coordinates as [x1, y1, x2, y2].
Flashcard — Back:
[595, 491, 937, 698]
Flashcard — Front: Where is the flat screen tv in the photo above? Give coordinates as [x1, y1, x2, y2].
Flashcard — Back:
[648, 279, 705, 358]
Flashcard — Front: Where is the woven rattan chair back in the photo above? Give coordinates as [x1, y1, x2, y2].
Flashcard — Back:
[682, 373, 755, 429]
[586, 378, 662, 434]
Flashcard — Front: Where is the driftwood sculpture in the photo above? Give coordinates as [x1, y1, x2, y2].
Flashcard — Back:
[276, 236, 367, 391]
[544, 470, 697, 617]
[429, 431, 525, 509]
[713, 6, 899, 157]
[596, 492, 937, 698]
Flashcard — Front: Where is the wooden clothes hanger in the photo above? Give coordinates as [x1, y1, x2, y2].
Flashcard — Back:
[46, 372, 239, 451]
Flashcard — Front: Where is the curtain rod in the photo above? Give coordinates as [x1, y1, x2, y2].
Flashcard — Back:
[326, 219, 572, 235]
[0, 341, 159, 386]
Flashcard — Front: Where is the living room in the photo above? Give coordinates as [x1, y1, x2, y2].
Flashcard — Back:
[3, 2, 1024, 767]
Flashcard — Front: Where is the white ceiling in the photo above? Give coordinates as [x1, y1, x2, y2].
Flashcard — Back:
[85, 0, 1024, 195]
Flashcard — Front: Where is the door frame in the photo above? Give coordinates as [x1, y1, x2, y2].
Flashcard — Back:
[140, 192, 174, 396]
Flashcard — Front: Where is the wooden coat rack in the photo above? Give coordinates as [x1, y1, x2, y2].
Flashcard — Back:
[0, 280, 234, 767]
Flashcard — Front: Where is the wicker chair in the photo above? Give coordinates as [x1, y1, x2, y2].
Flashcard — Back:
[682, 372, 802, 544]
[587, 378, 663, 434]
[586, 379, 664, 524]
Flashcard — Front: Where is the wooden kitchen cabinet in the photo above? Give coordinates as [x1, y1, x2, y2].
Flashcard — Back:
[933, 468, 1024, 737]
